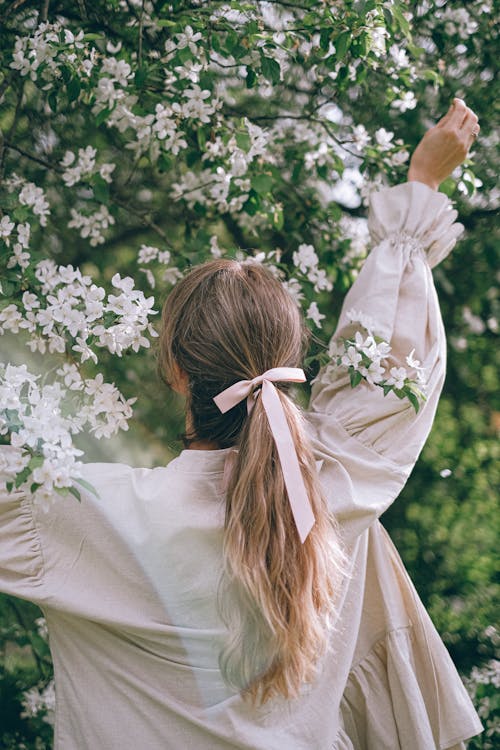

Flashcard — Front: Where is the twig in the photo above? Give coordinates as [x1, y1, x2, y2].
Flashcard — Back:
[138, 0, 145, 68]
[77, 0, 88, 20]
[4, 140, 62, 172]
[0, 0, 29, 22]
[41, 0, 50, 23]
[112, 196, 173, 246]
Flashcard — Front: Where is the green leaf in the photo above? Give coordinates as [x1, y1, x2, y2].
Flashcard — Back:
[261, 55, 281, 85]
[0, 280, 14, 297]
[246, 67, 257, 88]
[177, 46, 192, 64]
[157, 153, 172, 172]
[335, 31, 351, 59]
[328, 202, 342, 221]
[236, 131, 251, 151]
[349, 369, 362, 388]
[60, 64, 72, 83]
[242, 189, 260, 215]
[224, 29, 239, 55]
[352, 33, 368, 58]
[320, 28, 331, 52]
[48, 90, 58, 112]
[15, 467, 31, 488]
[197, 127, 206, 150]
[317, 164, 328, 180]
[439, 178, 456, 198]
[95, 107, 112, 127]
[407, 391, 420, 413]
[73, 476, 100, 499]
[134, 67, 147, 88]
[186, 149, 200, 167]
[12, 206, 30, 222]
[67, 77, 81, 103]
[391, 4, 412, 39]
[28, 455, 44, 471]
[93, 175, 110, 203]
[67, 485, 82, 502]
[292, 162, 303, 183]
[251, 173, 274, 195]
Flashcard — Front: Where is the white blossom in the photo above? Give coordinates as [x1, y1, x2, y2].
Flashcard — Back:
[16, 180, 51, 226]
[359, 358, 386, 384]
[68, 205, 115, 246]
[138, 244, 160, 264]
[175, 25, 202, 54]
[392, 91, 417, 113]
[389, 45, 409, 69]
[293, 243, 318, 273]
[341, 345, 362, 369]
[282, 278, 304, 305]
[346, 308, 377, 334]
[368, 25, 389, 57]
[7, 244, 31, 270]
[306, 301, 325, 328]
[0, 304, 23, 334]
[209, 235, 223, 258]
[385, 366, 408, 390]
[17, 222, 31, 247]
[375, 128, 394, 151]
[352, 124, 370, 152]
[0, 215, 15, 242]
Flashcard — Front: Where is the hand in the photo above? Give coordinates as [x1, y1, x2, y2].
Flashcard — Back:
[407, 98, 480, 191]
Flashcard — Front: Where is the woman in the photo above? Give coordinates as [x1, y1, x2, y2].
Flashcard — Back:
[0, 100, 483, 749]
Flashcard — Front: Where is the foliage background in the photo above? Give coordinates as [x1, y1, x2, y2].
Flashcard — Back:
[0, 0, 498, 747]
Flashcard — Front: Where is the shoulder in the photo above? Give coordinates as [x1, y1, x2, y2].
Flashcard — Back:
[78, 461, 174, 506]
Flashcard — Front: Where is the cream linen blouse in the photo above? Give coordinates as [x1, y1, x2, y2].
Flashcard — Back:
[0, 182, 483, 749]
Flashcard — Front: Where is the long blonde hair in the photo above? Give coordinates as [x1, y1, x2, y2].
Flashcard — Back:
[159, 259, 345, 704]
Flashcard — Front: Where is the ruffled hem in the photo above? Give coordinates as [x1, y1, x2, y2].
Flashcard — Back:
[368, 181, 464, 268]
[335, 627, 482, 750]
[331, 523, 483, 750]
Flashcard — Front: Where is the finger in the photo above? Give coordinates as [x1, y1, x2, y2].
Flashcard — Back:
[448, 98, 469, 128]
[436, 101, 457, 128]
[467, 122, 480, 146]
[460, 109, 479, 131]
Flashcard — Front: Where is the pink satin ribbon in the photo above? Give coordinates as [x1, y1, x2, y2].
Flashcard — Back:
[213, 367, 315, 543]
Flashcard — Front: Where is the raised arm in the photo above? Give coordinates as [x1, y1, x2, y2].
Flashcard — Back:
[307, 100, 479, 538]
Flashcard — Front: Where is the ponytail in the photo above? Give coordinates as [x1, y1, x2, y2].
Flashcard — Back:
[159, 258, 346, 705]
[219, 388, 346, 704]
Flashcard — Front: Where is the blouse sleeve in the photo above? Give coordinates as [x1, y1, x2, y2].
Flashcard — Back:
[307, 181, 463, 540]
[0, 447, 47, 602]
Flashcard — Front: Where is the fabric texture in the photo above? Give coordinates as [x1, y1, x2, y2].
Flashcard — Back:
[0, 181, 483, 749]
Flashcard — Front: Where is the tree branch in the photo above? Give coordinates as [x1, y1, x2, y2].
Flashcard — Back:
[4, 140, 62, 172]
[138, 0, 145, 68]
[41, 0, 50, 23]
[0, 0, 29, 22]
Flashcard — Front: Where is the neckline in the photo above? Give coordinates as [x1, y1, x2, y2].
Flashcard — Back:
[173, 447, 233, 474]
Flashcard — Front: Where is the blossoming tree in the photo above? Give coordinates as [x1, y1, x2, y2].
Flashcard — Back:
[0, 0, 498, 747]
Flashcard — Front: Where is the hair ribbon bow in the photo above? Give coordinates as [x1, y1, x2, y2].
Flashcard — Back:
[213, 367, 315, 543]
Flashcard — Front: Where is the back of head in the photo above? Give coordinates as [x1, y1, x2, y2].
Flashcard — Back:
[159, 259, 345, 704]
[159, 258, 305, 446]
